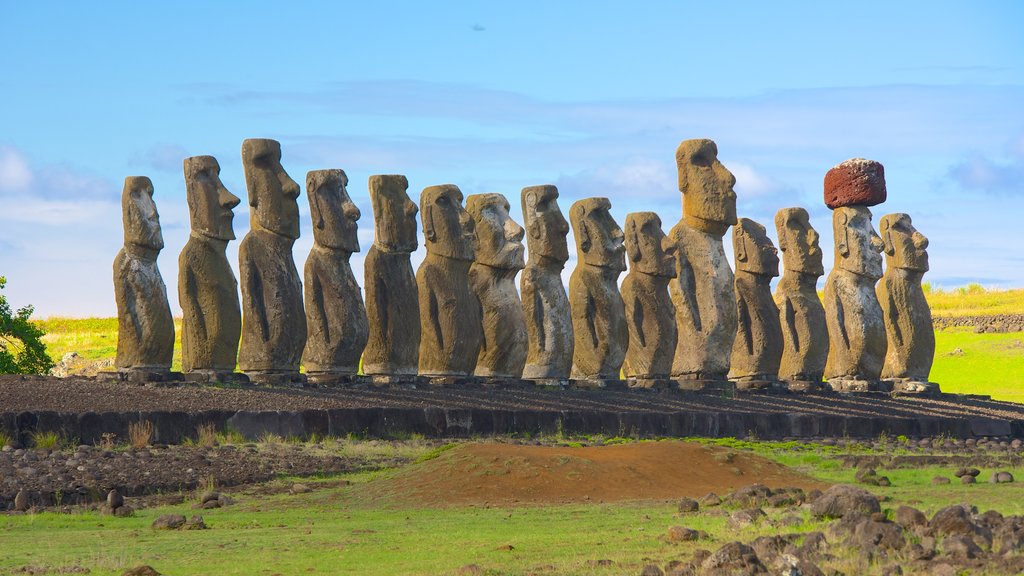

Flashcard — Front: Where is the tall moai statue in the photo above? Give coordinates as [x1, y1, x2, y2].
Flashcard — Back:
[621, 212, 677, 385]
[363, 175, 420, 378]
[113, 176, 176, 380]
[520, 185, 573, 381]
[417, 184, 482, 379]
[237, 138, 307, 385]
[302, 169, 369, 384]
[569, 197, 628, 382]
[178, 156, 245, 382]
[729, 218, 783, 390]
[823, 158, 888, 392]
[877, 213, 937, 394]
[773, 207, 828, 390]
[467, 193, 527, 378]
[669, 139, 738, 388]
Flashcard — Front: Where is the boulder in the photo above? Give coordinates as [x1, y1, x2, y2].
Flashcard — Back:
[151, 514, 187, 530]
[699, 492, 721, 507]
[640, 565, 664, 576]
[107, 489, 124, 510]
[13, 489, 29, 512]
[932, 476, 951, 485]
[895, 505, 927, 530]
[961, 475, 976, 485]
[943, 534, 984, 559]
[701, 541, 767, 574]
[122, 567, 161, 576]
[677, 497, 699, 513]
[810, 485, 881, 519]
[852, 518, 906, 551]
[667, 526, 701, 542]
[728, 508, 767, 529]
[824, 158, 886, 209]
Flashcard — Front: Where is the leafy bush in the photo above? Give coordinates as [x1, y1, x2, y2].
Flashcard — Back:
[0, 276, 54, 374]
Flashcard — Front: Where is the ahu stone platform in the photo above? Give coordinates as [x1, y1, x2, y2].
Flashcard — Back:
[2, 375, 1024, 445]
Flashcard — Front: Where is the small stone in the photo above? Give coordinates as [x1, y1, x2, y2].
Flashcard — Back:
[810, 484, 881, 519]
[13, 489, 29, 511]
[201, 500, 221, 509]
[895, 506, 927, 529]
[640, 564, 664, 576]
[107, 489, 124, 509]
[932, 476, 951, 485]
[728, 508, 766, 529]
[667, 526, 701, 542]
[122, 566, 161, 576]
[824, 158, 886, 209]
[877, 476, 891, 487]
[677, 497, 699, 513]
[961, 475, 976, 485]
[290, 483, 311, 494]
[185, 515, 207, 530]
[943, 534, 983, 559]
[699, 492, 721, 507]
[200, 490, 220, 504]
[151, 514, 186, 530]
[997, 471, 1014, 483]
[113, 505, 135, 517]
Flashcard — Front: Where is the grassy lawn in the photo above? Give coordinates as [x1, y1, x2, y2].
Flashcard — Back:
[932, 327, 1024, 402]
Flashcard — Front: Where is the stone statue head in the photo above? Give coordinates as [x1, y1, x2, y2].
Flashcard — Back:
[521, 185, 570, 264]
[570, 197, 626, 271]
[774, 207, 824, 276]
[676, 138, 738, 236]
[733, 217, 779, 277]
[307, 169, 360, 253]
[421, 184, 475, 261]
[466, 193, 525, 270]
[832, 206, 884, 279]
[242, 138, 301, 239]
[184, 156, 239, 242]
[625, 212, 676, 278]
[369, 175, 418, 253]
[122, 176, 163, 251]
[880, 213, 929, 272]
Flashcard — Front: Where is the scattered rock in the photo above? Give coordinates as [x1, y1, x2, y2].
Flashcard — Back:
[701, 541, 766, 573]
[14, 489, 30, 512]
[106, 489, 124, 510]
[954, 467, 980, 478]
[894, 505, 927, 530]
[932, 476, 951, 485]
[185, 515, 207, 530]
[810, 485, 880, 519]
[726, 484, 773, 507]
[728, 508, 767, 529]
[943, 534, 984, 559]
[698, 492, 721, 507]
[667, 526, 701, 542]
[200, 490, 220, 504]
[151, 514, 186, 530]
[290, 483, 311, 494]
[852, 518, 906, 551]
[456, 564, 484, 576]
[961, 475, 977, 485]
[122, 567, 161, 576]
[996, 471, 1014, 483]
[639, 564, 664, 576]
[677, 497, 699, 513]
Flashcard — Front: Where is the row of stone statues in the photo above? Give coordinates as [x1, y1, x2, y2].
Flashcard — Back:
[113, 138, 935, 393]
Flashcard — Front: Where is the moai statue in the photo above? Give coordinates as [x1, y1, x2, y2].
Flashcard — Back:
[877, 213, 937, 394]
[520, 185, 573, 382]
[823, 158, 888, 391]
[729, 218, 783, 390]
[569, 197, 627, 382]
[302, 169, 369, 384]
[621, 212, 677, 385]
[178, 156, 245, 382]
[363, 175, 420, 379]
[669, 139, 738, 388]
[773, 207, 828, 391]
[417, 184, 482, 380]
[113, 176, 175, 380]
[467, 193, 527, 378]
[237, 138, 307, 385]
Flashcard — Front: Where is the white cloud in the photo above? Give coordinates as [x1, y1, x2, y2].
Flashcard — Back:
[729, 162, 778, 197]
[0, 145, 33, 192]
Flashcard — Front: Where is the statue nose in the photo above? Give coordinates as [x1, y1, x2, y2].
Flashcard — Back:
[914, 232, 929, 249]
[509, 220, 525, 242]
[344, 202, 361, 221]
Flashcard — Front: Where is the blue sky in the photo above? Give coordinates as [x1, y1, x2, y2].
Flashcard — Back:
[1, 1, 1022, 317]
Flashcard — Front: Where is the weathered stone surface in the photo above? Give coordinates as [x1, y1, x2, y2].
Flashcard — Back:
[520, 185, 573, 379]
[417, 184, 482, 376]
[179, 156, 242, 374]
[774, 207, 828, 386]
[730, 218, 782, 384]
[467, 193, 527, 378]
[877, 213, 935, 384]
[824, 206, 887, 388]
[669, 139, 738, 382]
[237, 138, 306, 380]
[114, 176, 175, 372]
[151, 513, 186, 530]
[302, 169, 368, 376]
[811, 484, 881, 519]
[363, 175, 420, 375]
[569, 197, 627, 379]
[824, 158, 887, 209]
[622, 212, 677, 379]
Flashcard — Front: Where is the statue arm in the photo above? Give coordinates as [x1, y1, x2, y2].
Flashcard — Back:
[884, 288, 903, 348]
[782, 296, 799, 353]
[833, 289, 850, 352]
[242, 255, 270, 343]
[309, 271, 332, 347]
[676, 254, 701, 333]
[737, 294, 753, 355]
[181, 265, 207, 344]
[631, 293, 646, 349]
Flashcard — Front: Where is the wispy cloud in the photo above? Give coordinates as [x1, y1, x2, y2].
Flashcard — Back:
[133, 143, 190, 173]
[947, 133, 1024, 195]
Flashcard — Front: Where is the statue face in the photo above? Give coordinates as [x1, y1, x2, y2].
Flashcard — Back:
[625, 212, 676, 277]
[467, 193, 525, 270]
[833, 206, 884, 279]
[881, 213, 929, 272]
[774, 207, 824, 276]
[521, 185, 570, 263]
[184, 156, 239, 241]
[242, 138, 301, 239]
[676, 139, 738, 236]
[422, 184, 475, 261]
[571, 197, 626, 271]
[308, 169, 360, 253]
[734, 218, 779, 277]
[122, 176, 163, 250]
[369, 175, 418, 253]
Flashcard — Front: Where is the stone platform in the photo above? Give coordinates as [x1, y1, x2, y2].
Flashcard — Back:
[2, 375, 1023, 445]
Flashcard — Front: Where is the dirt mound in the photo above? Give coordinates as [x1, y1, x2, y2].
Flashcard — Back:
[360, 441, 828, 507]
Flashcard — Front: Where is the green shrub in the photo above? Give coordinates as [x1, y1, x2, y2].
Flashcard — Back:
[0, 276, 54, 374]
[30, 431, 61, 450]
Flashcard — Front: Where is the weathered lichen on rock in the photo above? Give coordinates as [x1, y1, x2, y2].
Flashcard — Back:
[729, 218, 783, 389]
[669, 139, 738, 384]
[114, 176, 175, 373]
[302, 169, 368, 380]
[824, 158, 887, 209]
[520, 185, 573, 380]
[178, 156, 242, 376]
[569, 197, 627, 380]
[773, 207, 828, 389]
[363, 175, 420, 376]
[417, 184, 482, 377]
[237, 138, 306, 382]
[622, 212, 677, 381]
[467, 193, 527, 378]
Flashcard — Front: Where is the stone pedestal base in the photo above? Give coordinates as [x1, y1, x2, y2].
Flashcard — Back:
[827, 377, 881, 393]
[364, 374, 422, 387]
[97, 369, 183, 386]
[422, 375, 477, 387]
[244, 371, 307, 387]
[733, 377, 788, 393]
[305, 373, 364, 387]
[525, 378, 571, 388]
[674, 378, 735, 393]
[784, 379, 826, 393]
[182, 370, 250, 385]
[568, 379, 628, 390]
[627, 378, 673, 389]
[887, 378, 941, 396]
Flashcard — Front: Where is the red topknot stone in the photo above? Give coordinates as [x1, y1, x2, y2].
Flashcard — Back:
[824, 158, 886, 209]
